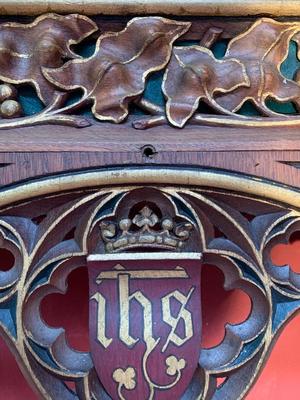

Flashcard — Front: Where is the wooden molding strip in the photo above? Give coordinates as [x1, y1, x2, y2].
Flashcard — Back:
[0, 0, 298, 16]
[0, 166, 300, 210]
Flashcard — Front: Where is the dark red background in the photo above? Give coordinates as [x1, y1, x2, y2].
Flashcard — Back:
[1, 241, 300, 399]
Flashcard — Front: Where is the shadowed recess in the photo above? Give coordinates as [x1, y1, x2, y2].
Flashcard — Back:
[0, 249, 15, 272]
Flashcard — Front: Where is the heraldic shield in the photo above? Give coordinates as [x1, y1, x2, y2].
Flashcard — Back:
[87, 252, 202, 400]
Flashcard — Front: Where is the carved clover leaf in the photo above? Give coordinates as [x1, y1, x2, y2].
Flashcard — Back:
[0, 14, 98, 105]
[132, 206, 159, 228]
[163, 46, 249, 127]
[216, 19, 300, 115]
[166, 356, 186, 376]
[113, 367, 136, 390]
[44, 17, 190, 123]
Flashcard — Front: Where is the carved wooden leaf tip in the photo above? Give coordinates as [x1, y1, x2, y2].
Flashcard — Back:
[164, 18, 300, 127]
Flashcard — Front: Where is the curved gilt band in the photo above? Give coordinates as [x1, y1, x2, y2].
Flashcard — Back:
[0, 166, 299, 399]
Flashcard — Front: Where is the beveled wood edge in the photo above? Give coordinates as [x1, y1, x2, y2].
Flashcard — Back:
[1, 166, 300, 210]
[0, 0, 298, 16]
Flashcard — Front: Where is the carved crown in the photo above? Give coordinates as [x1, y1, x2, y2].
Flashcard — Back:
[100, 206, 193, 253]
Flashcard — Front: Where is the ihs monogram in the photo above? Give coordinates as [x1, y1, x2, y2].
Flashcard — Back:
[88, 254, 202, 400]
[92, 262, 194, 398]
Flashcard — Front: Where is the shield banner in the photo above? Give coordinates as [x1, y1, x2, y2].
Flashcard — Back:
[87, 252, 202, 400]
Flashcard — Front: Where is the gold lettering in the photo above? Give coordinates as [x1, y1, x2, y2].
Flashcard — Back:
[119, 274, 155, 348]
[96, 265, 188, 283]
[91, 292, 113, 348]
[162, 288, 194, 352]
[93, 264, 194, 351]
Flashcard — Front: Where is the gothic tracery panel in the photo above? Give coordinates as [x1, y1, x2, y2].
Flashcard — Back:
[0, 167, 299, 399]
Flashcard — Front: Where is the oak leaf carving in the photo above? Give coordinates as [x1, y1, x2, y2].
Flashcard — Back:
[163, 46, 249, 127]
[44, 17, 191, 123]
[216, 19, 300, 115]
[0, 14, 98, 105]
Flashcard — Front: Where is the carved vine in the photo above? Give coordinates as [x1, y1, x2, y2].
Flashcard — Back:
[0, 15, 299, 130]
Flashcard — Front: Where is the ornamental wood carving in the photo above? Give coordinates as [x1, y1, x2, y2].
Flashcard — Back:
[0, 168, 300, 399]
[0, 15, 300, 129]
[1, 8, 300, 400]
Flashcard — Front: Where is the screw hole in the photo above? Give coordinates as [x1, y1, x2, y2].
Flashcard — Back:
[142, 145, 156, 158]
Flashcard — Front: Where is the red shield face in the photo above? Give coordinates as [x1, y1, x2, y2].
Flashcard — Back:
[87, 253, 202, 400]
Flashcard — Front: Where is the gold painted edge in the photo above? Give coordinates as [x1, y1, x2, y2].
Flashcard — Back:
[0, 0, 298, 16]
[88, 252, 203, 261]
[1, 167, 300, 209]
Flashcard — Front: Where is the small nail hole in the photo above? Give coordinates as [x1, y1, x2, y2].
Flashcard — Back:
[142, 145, 156, 158]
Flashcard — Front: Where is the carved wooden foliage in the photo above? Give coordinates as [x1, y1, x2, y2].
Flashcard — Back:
[0, 14, 98, 105]
[216, 19, 300, 115]
[163, 46, 249, 127]
[0, 15, 299, 129]
[44, 17, 190, 122]
[0, 171, 300, 399]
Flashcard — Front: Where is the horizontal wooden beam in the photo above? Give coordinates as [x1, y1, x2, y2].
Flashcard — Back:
[0, 0, 298, 16]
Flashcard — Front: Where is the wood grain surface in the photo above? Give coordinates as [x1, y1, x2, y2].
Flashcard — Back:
[0, 124, 299, 188]
[0, 0, 298, 17]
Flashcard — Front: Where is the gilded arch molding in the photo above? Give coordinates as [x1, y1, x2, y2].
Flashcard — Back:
[0, 166, 299, 209]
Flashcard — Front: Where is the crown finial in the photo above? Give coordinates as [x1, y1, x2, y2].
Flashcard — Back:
[100, 205, 193, 253]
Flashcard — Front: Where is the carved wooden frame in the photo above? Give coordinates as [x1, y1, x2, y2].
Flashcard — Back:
[0, 1, 300, 399]
[0, 166, 299, 399]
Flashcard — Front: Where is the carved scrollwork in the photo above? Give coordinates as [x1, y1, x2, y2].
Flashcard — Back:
[0, 15, 299, 130]
[0, 168, 299, 399]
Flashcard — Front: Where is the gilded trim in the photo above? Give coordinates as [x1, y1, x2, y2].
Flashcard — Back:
[1, 167, 300, 209]
[0, 0, 298, 16]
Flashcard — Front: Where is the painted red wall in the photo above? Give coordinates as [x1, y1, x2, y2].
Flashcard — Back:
[0, 241, 300, 399]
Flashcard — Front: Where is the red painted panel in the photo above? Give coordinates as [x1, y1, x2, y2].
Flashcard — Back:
[0, 244, 300, 399]
[88, 256, 202, 400]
